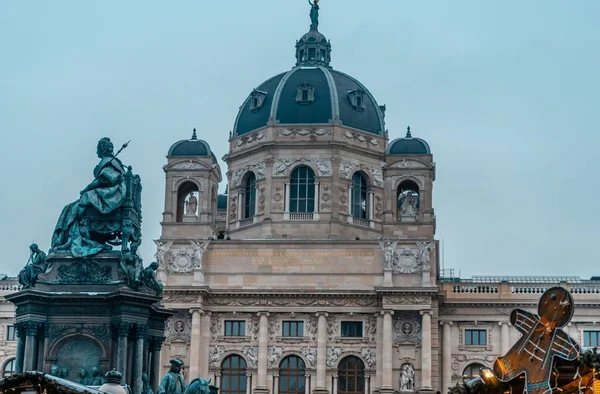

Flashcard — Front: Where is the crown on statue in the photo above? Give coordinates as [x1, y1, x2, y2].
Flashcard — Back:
[105, 369, 123, 384]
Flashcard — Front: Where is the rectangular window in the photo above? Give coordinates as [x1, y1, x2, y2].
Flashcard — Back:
[341, 321, 363, 337]
[6, 326, 16, 341]
[584, 331, 600, 347]
[224, 320, 246, 336]
[282, 321, 304, 337]
[465, 329, 487, 345]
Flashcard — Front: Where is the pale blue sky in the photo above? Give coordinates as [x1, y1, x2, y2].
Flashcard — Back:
[1, 1, 598, 278]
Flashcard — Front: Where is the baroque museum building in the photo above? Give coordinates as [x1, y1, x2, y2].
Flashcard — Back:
[2, 8, 600, 394]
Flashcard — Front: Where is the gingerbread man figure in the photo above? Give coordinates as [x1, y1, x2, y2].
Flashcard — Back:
[493, 287, 580, 394]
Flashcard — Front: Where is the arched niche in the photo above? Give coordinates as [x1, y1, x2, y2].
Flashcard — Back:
[51, 335, 105, 382]
[177, 181, 200, 222]
[397, 179, 420, 219]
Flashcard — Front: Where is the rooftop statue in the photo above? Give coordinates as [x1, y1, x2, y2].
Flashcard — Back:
[309, 0, 320, 29]
[49, 137, 141, 257]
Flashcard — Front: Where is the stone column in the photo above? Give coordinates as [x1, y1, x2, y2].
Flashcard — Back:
[332, 375, 338, 394]
[133, 324, 147, 394]
[314, 181, 320, 213]
[375, 313, 383, 392]
[246, 373, 253, 394]
[37, 325, 48, 372]
[347, 186, 352, 218]
[441, 321, 452, 394]
[23, 322, 39, 371]
[365, 375, 370, 394]
[117, 322, 131, 383]
[381, 310, 394, 394]
[15, 323, 25, 373]
[151, 338, 164, 391]
[237, 192, 243, 221]
[273, 374, 280, 394]
[284, 183, 290, 212]
[315, 312, 329, 394]
[500, 322, 510, 354]
[199, 312, 211, 379]
[189, 309, 203, 379]
[420, 311, 432, 391]
[305, 373, 311, 394]
[256, 312, 270, 394]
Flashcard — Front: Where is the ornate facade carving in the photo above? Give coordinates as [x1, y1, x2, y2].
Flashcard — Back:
[339, 160, 359, 180]
[171, 161, 205, 170]
[162, 291, 200, 303]
[258, 188, 266, 213]
[366, 315, 377, 342]
[276, 128, 331, 137]
[210, 315, 221, 341]
[391, 174, 425, 189]
[320, 185, 332, 211]
[272, 158, 332, 177]
[210, 345, 226, 367]
[166, 314, 192, 342]
[243, 346, 258, 368]
[268, 319, 280, 342]
[268, 346, 282, 368]
[340, 130, 380, 147]
[272, 184, 284, 211]
[388, 159, 427, 169]
[159, 240, 209, 273]
[326, 348, 341, 368]
[361, 347, 376, 369]
[232, 162, 266, 187]
[339, 161, 383, 187]
[339, 186, 347, 214]
[384, 296, 430, 305]
[208, 296, 377, 308]
[327, 315, 338, 342]
[378, 240, 432, 274]
[394, 314, 421, 343]
[235, 130, 267, 148]
[302, 347, 317, 368]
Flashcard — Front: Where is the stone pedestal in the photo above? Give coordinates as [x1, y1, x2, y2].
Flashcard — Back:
[6, 252, 174, 394]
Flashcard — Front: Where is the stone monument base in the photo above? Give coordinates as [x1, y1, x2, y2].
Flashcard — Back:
[7, 252, 174, 394]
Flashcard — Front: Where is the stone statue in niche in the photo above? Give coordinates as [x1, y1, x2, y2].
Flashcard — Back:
[400, 363, 415, 391]
[400, 192, 418, 216]
[185, 193, 198, 216]
[18, 243, 48, 288]
[158, 359, 187, 394]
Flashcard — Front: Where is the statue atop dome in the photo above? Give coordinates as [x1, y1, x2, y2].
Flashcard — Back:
[309, 0, 320, 30]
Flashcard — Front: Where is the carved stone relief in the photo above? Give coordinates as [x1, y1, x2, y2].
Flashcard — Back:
[365, 315, 377, 342]
[302, 347, 317, 368]
[210, 345, 226, 367]
[166, 314, 192, 342]
[384, 296, 429, 305]
[171, 161, 205, 170]
[374, 195, 383, 220]
[268, 347, 282, 368]
[159, 240, 209, 274]
[210, 315, 221, 342]
[276, 128, 331, 137]
[394, 314, 421, 344]
[162, 291, 200, 303]
[272, 185, 284, 211]
[229, 196, 237, 220]
[339, 161, 383, 187]
[307, 315, 318, 342]
[361, 348, 376, 369]
[272, 158, 332, 177]
[268, 319, 280, 342]
[340, 130, 380, 147]
[392, 174, 425, 189]
[320, 185, 332, 211]
[327, 316, 338, 342]
[243, 346, 258, 368]
[378, 240, 433, 274]
[208, 296, 378, 308]
[235, 130, 267, 148]
[258, 188, 266, 213]
[247, 315, 260, 342]
[326, 348, 341, 368]
[339, 160, 359, 179]
[232, 162, 266, 187]
[339, 186, 347, 214]
[388, 159, 427, 169]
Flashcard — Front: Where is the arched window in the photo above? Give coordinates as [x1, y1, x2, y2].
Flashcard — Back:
[244, 173, 257, 219]
[290, 166, 315, 213]
[279, 356, 306, 394]
[351, 173, 368, 219]
[177, 181, 199, 222]
[462, 363, 485, 381]
[2, 358, 15, 377]
[221, 355, 248, 394]
[397, 180, 420, 219]
[338, 356, 365, 394]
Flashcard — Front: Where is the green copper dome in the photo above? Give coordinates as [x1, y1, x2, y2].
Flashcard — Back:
[387, 127, 431, 155]
[168, 129, 213, 157]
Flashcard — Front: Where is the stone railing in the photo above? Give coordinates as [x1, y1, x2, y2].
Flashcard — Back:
[441, 281, 600, 301]
[352, 217, 370, 227]
[289, 213, 314, 221]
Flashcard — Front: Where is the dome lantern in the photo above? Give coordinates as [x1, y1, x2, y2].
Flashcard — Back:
[296, 0, 332, 68]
